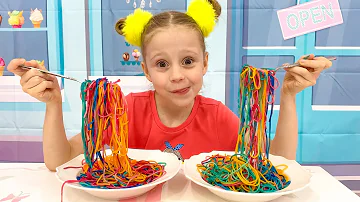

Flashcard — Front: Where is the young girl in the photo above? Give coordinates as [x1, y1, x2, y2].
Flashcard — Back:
[7, 0, 332, 171]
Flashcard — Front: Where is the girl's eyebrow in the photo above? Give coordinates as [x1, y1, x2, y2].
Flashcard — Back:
[181, 49, 199, 56]
[150, 52, 163, 61]
[149, 49, 200, 61]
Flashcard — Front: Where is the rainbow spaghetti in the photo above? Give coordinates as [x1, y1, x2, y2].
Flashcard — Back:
[61, 78, 165, 201]
[197, 65, 291, 193]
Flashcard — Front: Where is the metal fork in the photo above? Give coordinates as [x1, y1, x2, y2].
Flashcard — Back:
[273, 56, 337, 72]
[20, 65, 82, 83]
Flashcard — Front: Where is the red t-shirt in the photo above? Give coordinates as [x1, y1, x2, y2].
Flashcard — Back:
[125, 91, 239, 160]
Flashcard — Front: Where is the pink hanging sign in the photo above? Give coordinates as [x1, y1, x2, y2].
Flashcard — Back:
[277, 0, 343, 40]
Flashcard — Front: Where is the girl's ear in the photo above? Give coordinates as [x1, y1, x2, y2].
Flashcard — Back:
[141, 61, 152, 82]
[203, 52, 209, 75]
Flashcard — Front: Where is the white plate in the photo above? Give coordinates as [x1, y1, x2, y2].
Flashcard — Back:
[55, 148, 181, 201]
[184, 151, 312, 202]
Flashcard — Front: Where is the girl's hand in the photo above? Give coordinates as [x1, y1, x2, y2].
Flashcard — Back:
[281, 54, 332, 97]
[7, 58, 61, 104]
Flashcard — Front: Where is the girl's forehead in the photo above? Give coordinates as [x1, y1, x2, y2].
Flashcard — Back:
[145, 35, 203, 59]
[146, 27, 202, 47]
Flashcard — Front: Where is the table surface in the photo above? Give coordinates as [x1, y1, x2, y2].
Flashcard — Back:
[1, 163, 360, 202]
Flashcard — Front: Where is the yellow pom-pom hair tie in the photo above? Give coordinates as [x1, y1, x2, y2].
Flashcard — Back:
[186, 0, 217, 37]
[120, 9, 153, 47]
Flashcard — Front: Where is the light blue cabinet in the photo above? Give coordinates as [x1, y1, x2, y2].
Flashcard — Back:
[228, 0, 360, 163]
[0, 0, 64, 110]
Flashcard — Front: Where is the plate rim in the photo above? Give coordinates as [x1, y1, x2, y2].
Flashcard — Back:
[183, 151, 312, 197]
[55, 148, 182, 192]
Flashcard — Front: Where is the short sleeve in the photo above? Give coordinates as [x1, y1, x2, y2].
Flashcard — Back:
[124, 92, 151, 149]
[125, 93, 135, 147]
[216, 102, 239, 151]
[103, 93, 134, 145]
[125, 93, 133, 122]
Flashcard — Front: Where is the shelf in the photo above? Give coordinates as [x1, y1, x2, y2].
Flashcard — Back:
[0, 28, 48, 32]
[120, 61, 141, 66]
[0, 75, 64, 102]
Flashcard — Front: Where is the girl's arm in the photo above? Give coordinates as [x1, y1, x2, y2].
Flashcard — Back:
[270, 91, 297, 159]
[270, 54, 332, 160]
[6, 59, 83, 171]
[43, 101, 83, 171]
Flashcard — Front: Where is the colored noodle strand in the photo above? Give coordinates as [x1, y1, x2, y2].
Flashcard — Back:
[197, 65, 291, 193]
[61, 78, 166, 202]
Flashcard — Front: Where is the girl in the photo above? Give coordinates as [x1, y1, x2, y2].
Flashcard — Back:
[7, 0, 332, 171]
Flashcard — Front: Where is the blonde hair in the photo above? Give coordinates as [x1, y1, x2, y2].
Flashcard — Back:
[115, 0, 221, 58]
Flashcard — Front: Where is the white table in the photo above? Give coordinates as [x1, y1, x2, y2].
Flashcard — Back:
[0, 163, 359, 202]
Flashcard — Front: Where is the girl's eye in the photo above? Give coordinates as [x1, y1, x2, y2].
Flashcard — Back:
[156, 60, 168, 68]
[182, 57, 193, 66]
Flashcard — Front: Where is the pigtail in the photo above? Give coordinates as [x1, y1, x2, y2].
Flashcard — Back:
[115, 18, 127, 36]
[186, 0, 221, 37]
[207, 0, 221, 21]
[114, 9, 153, 47]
